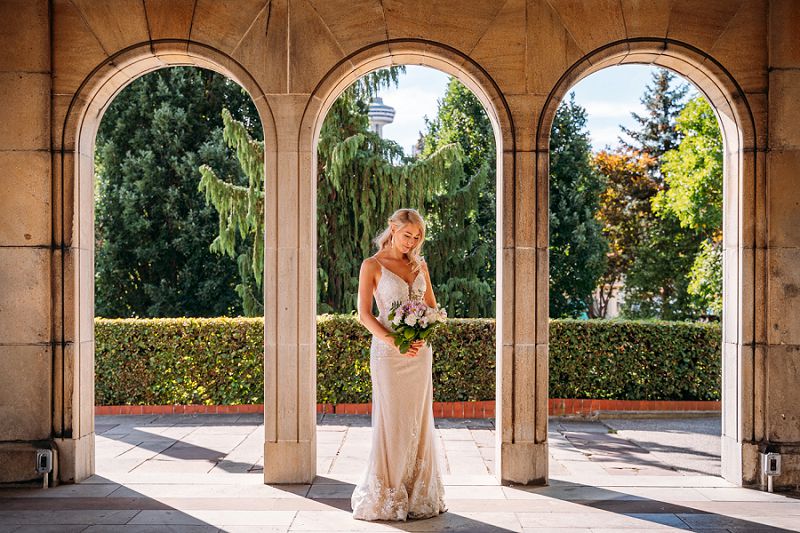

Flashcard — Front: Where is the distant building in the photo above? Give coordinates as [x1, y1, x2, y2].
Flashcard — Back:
[593, 277, 626, 319]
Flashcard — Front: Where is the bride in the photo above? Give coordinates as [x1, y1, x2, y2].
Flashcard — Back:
[350, 208, 447, 521]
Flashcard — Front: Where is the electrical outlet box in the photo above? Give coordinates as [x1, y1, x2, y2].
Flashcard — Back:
[35, 449, 52, 474]
[761, 452, 781, 476]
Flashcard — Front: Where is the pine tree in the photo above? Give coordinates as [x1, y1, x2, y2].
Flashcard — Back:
[418, 78, 496, 317]
[549, 94, 608, 318]
[620, 68, 689, 181]
[198, 108, 266, 316]
[94, 67, 262, 318]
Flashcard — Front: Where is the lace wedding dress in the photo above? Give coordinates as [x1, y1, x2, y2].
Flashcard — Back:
[350, 261, 447, 521]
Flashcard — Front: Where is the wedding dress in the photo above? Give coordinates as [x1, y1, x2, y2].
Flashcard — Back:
[350, 261, 447, 521]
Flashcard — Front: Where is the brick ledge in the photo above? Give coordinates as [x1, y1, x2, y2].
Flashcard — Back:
[95, 399, 720, 418]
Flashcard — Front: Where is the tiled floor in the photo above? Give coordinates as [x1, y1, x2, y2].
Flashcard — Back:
[0, 414, 797, 532]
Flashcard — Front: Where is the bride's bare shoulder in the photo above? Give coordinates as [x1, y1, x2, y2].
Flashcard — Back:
[361, 256, 381, 273]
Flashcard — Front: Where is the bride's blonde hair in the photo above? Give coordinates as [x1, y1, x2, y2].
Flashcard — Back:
[374, 208, 426, 273]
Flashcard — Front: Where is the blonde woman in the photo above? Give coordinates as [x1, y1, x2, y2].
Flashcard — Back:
[350, 208, 447, 521]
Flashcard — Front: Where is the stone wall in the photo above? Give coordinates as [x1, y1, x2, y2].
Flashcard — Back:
[0, 0, 797, 490]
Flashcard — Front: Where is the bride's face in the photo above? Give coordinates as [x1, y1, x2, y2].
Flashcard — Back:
[392, 223, 422, 254]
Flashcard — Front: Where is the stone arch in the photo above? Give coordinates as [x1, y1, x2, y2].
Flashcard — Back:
[279, 39, 520, 483]
[300, 39, 514, 154]
[535, 39, 761, 485]
[53, 40, 276, 483]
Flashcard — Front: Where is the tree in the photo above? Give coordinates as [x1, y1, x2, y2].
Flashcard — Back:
[621, 68, 689, 180]
[418, 77, 496, 317]
[621, 213, 704, 320]
[591, 149, 657, 318]
[200, 68, 465, 315]
[549, 94, 608, 318]
[94, 67, 262, 318]
[654, 97, 723, 236]
[654, 96, 723, 315]
[198, 109, 266, 316]
[610, 68, 706, 320]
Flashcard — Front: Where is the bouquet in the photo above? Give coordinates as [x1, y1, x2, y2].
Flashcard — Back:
[386, 295, 448, 354]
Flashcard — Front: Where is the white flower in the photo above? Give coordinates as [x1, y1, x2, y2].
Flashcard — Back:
[419, 317, 429, 328]
[404, 314, 418, 327]
[392, 314, 403, 326]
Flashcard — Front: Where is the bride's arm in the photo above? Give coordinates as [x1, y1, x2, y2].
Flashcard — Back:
[420, 259, 437, 309]
[357, 258, 394, 345]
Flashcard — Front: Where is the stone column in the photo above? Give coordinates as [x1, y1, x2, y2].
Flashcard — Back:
[0, 0, 58, 484]
[496, 94, 549, 484]
[262, 95, 317, 483]
[719, 117, 763, 487]
[760, 0, 800, 490]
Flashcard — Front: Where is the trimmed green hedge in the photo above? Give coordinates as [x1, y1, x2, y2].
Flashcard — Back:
[95, 316, 720, 405]
[550, 319, 720, 401]
[95, 317, 264, 406]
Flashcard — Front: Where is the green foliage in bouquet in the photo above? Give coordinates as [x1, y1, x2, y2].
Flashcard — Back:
[386, 299, 447, 353]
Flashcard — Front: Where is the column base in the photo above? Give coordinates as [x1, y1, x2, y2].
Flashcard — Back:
[54, 433, 94, 484]
[264, 440, 316, 484]
[497, 441, 548, 485]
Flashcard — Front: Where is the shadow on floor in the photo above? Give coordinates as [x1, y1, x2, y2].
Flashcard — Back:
[0, 475, 222, 531]
[506, 479, 799, 532]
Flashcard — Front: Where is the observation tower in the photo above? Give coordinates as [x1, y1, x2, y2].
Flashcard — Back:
[367, 97, 395, 137]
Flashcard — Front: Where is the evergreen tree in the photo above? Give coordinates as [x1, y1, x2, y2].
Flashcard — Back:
[419, 78, 496, 317]
[94, 67, 262, 318]
[199, 68, 464, 315]
[621, 68, 689, 180]
[549, 94, 608, 318]
[198, 109, 266, 316]
[318, 69, 463, 313]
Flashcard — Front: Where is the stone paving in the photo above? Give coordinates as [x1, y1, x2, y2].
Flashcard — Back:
[0, 414, 798, 532]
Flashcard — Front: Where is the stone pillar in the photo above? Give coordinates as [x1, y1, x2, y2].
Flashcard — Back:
[0, 0, 58, 485]
[46, 0, 107, 485]
[719, 124, 763, 487]
[495, 94, 549, 483]
[262, 95, 317, 484]
[759, 0, 800, 490]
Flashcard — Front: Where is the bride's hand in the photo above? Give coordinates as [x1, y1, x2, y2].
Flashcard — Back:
[406, 339, 425, 357]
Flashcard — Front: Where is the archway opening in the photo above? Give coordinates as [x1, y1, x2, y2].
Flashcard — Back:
[315, 64, 499, 480]
[538, 41, 758, 486]
[299, 40, 515, 484]
[548, 63, 724, 478]
[58, 43, 274, 484]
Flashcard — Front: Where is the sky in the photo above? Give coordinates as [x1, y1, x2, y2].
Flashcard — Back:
[376, 64, 698, 154]
[376, 65, 450, 154]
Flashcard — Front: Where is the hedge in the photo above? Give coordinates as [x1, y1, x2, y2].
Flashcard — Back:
[95, 316, 720, 406]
